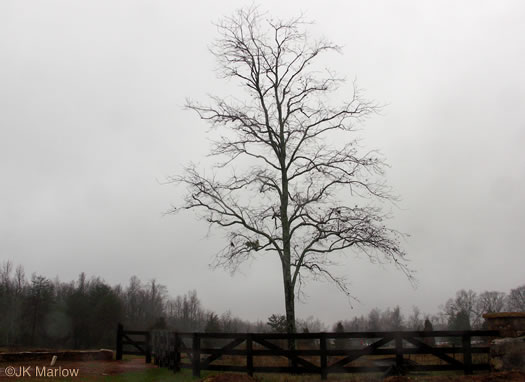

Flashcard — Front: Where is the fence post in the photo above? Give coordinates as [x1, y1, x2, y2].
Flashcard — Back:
[151, 331, 157, 366]
[192, 333, 201, 378]
[320, 332, 327, 380]
[158, 331, 165, 367]
[287, 334, 297, 371]
[166, 331, 170, 368]
[116, 323, 123, 360]
[165, 331, 170, 369]
[246, 333, 253, 377]
[395, 333, 403, 372]
[145, 331, 152, 364]
[174, 333, 181, 372]
[462, 334, 472, 375]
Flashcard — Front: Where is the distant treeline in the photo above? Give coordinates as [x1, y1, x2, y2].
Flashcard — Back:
[0, 261, 263, 350]
[0, 261, 523, 350]
[331, 286, 524, 336]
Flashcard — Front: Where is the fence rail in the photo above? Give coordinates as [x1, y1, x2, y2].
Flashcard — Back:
[115, 323, 151, 363]
[146, 329, 499, 379]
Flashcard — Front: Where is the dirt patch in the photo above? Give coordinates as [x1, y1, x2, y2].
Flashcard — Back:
[201, 371, 525, 382]
[384, 371, 525, 382]
[202, 374, 259, 382]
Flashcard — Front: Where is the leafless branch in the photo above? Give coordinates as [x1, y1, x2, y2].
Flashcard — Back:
[170, 6, 411, 333]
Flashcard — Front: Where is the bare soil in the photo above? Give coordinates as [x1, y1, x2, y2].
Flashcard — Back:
[202, 374, 259, 382]
[2, 361, 524, 381]
[201, 371, 525, 382]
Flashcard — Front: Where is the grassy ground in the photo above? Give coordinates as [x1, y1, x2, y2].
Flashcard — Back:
[76, 368, 201, 382]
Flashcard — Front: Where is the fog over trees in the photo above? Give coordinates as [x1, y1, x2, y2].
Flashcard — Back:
[0, 261, 522, 349]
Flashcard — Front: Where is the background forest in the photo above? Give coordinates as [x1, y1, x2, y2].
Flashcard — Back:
[0, 261, 523, 350]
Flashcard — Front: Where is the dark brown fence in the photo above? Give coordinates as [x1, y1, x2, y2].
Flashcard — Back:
[148, 329, 499, 379]
[115, 323, 151, 363]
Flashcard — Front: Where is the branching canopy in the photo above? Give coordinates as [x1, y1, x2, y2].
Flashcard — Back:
[170, 7, 411, 316]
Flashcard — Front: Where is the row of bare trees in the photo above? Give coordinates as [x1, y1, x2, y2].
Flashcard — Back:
[442, 288, 525, 330]
[326, 287, 525, 335]
[1, 260, 523, 349]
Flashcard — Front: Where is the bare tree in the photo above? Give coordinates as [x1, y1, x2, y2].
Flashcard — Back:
[443, 289, 479, 329]
[407, 306, 423, 330]
[367, 308, 382, 331]
[476, 291, 505, 315]
[171, 7, 410, 334]
[506, 285, 525, 312]
[382, 305, 405, 331]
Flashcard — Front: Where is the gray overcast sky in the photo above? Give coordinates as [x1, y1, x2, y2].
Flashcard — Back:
[1, 0, 524, 324]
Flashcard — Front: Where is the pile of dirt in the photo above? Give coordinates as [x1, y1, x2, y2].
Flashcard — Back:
[201, 373, 259, 382]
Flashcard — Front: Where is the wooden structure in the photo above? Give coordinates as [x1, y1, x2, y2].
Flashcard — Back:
[115, 323, 151, 363]
[483, 312, 525, 338]
[147, 329, 499, 379]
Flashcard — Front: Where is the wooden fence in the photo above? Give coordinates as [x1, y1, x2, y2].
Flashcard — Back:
[148, 329, 499, 379]
[115, 323, 151, 363]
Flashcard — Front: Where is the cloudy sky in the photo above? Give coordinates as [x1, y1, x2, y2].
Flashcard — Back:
[1, 0, 524, 324]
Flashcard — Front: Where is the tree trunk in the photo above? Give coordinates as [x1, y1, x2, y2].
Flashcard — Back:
[280, 171, 295, 334]
[282, 262, 296, 367]
[280, 150, 296, 360]
[282, 265, 296, 334]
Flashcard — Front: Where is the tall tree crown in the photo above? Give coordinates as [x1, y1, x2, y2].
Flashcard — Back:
[172, 7, 411, 303]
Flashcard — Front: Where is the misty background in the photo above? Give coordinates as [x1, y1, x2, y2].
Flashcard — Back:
[1, 1, 524, 325]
